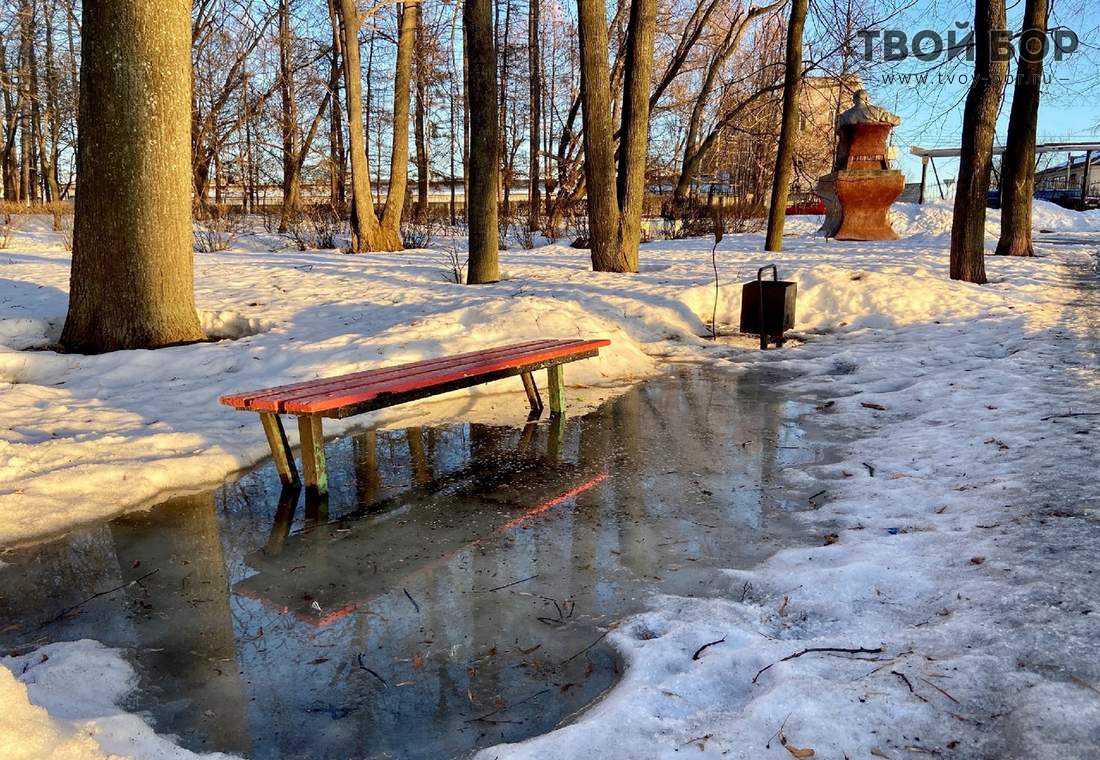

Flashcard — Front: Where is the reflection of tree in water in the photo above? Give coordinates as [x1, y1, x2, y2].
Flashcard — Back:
[109, 493, 250, 755]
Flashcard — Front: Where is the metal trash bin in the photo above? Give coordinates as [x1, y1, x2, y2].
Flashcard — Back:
[739, 264, 796, 349]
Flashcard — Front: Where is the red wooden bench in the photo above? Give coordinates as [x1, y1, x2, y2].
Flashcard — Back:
[220, 338, 610, 497]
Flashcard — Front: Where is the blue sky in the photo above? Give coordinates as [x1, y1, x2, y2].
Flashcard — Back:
[845, 0, 1100, 181]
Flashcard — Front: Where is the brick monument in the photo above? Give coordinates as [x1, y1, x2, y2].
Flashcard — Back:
[817, 90, 904, 240]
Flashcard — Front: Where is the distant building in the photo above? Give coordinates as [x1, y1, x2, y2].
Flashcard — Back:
[695, 74, 865, 208]
[1034, 153, 1100, 195]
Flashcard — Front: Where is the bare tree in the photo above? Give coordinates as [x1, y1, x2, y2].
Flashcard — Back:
[326, 0, 346, 210]
[378, 0, 418, 250]
[764, 0, 808, 252]
[276, 0, 332, 231]
[527, 0, 541, 229]
[62, 0, 204, 352]
[414, 9, 429, 221]
[465, 0, 500, 282]
[576, 0, 656, 272]
[950, 0, 1007, 283]
[995, 0, 1047, 257]
[671, 1, 785, 201]
[190, 0, 273, 216]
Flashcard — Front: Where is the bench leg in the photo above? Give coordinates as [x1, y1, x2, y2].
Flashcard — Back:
[260, 412, 299, 488]
[547, 364, 566, 416]
[520, 371, 544, 417]
[547, 410, 565, 462]
[297, 415, 328, 498]
[264, 485, 299, 556]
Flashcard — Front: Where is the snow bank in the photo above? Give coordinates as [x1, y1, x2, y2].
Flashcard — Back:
[0, 201, 1094, 544]
[476, 206, 1100, 759]
[1, 640, 235, 760]
[3, 199, 1100, 758]
[888, 198, 1100, 240]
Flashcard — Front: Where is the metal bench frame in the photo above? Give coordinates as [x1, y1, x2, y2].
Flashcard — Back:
[222, 340, 608, 498]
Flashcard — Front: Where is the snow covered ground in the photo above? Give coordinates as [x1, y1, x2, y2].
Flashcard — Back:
[3, 200, 1100, 758]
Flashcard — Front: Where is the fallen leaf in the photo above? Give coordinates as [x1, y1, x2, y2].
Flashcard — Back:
[310, 657, 329, 665]
[783, 740, 815, 758]
[870, 747, 891, 759]
[970, 556, 985, 565]
[824, 533, 840, 545]
[861, 402, 887, 411]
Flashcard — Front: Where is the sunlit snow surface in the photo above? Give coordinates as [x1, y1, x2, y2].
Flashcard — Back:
[3, 200, 1100, 758]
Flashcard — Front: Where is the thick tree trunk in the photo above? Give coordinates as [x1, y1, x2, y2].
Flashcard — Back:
[464, 0, 500, 283]
[950, 0, 1008, 283]
[61, 0, 205, 353]
[334, 0, 382, 251]
[528, 0, 541, 230]
[995, 0, 1046, 257]
[615, 0, 656, 271]
[764, 0, 808, 252]
[378, 0, 418, 250]
[577, 0, 654, 272]
[577, 0, 623, 271]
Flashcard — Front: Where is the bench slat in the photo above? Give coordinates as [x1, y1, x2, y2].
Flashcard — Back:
[221, 339, 568, 410]
[285, 340, 608, 415]
[248, 340, 587, 413]
[220, 339, 609, 416]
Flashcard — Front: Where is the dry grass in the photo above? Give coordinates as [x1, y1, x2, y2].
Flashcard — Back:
[0, 200, 73, 217]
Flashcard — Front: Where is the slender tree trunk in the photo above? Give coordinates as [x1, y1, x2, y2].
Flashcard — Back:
[334, 0, 382, 251]
[465, 0, 500, 283]
[414, 13, 429, 222]
[278, 0, 300, 232]
[326, 0, 346, 210]
[764, 0, 808, 252]
[61, 0, 205, 353]
[18, 0, 34, 204]
[951, 0, 1008, 283]
[1, 47, 20, 200]
[42, 0, 63, 227]
[462, 28, 470, 221]
[995, 0, 1046, 257]
[497, 0, 511, 218]
[378, 0, 418, 250]
[449, 3, 459, 226]
[527, 0, 541, 230]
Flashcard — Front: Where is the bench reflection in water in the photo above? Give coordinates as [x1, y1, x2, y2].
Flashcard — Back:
[234, 414, 606, 626]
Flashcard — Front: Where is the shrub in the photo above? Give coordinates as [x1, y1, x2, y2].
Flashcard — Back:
[194, 205, 245, 253]
[0, 213, 18, 250]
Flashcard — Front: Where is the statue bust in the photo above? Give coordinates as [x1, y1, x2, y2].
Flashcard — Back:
[832, 89, 900, 172]
[837, 89, 901, 129]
